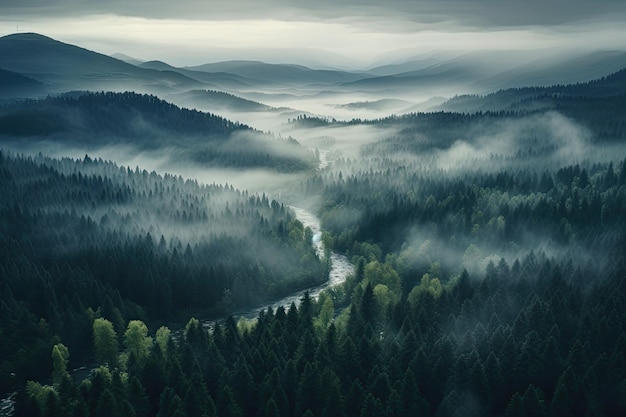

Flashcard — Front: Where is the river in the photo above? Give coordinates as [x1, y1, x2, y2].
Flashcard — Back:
[0, 148, 351, 417]
[221, 205, 353, 323]
[202, 148, 354, 325]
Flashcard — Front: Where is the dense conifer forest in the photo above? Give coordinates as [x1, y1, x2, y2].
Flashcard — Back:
[4, 142, 626, 416]
[0, 151, 326, 395]
[7, 158, 626, 417]
[0, 92, 316, 172]
[1, 48, 626, 417]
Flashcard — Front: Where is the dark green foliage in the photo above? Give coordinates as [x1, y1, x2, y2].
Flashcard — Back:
[0, 92, 316, 172]
[0, 151, 325, 390]
[7, 70, 626, 417]
[14, 253, 626, 416]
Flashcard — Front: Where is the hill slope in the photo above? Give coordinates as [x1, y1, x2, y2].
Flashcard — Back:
[0, 91, 316, 171]
[436, 67, 626, 114]
[168, 90, 273, 112]
[0, 67, 46, 98]
[0, 151, 326, 390]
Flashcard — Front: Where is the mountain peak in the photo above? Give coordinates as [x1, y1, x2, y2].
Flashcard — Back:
[1, 32, 56, 42]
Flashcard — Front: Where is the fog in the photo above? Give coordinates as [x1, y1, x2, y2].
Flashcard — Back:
[3, 6, 626, 417]
[434, 112, 593, 170]
[3, 0, 626, 68]
[2, 39, 624, 280]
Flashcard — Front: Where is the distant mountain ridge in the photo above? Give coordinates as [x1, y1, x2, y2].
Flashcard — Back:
[335, 99, 413, 111]
[436, 67, 626, 113]
[110, 52, 145, 66]
[0, 33, 202, 93]
[139, 60, 258, 89]
[2, 32, 625, 101]
[335, 49, 626, 95]
[292, 66, 626, 144]
[186, 60, 368, 85]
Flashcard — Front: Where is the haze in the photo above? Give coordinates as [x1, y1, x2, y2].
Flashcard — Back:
[2, 0, 626, 68]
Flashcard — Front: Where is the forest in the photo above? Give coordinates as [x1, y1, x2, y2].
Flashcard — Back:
[5, 158, 626, 417]
[1, 49, 625, 417]
[0, 92, 316, 172]
[3, 129, 626, 416]
[0, 151, 326, 396]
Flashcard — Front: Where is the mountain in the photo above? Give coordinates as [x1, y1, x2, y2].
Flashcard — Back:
[366, 50, 532, 78]
[310, 69, 626, 144]
[0, 67, 46, 99]
[110, 52, 145, 66]
[0, 90, 247, 139]
[338, 68, 480, 95]
[365, 52, 462, 76]
[186, 60, 368, 85]
[341, 50, 545, 94]
[0, 33, 203, 93]
[340, 49, 626, 95]
[400, 96, 449, 112]
[474, 50, 626, 91]
[139, 60, 257, 89]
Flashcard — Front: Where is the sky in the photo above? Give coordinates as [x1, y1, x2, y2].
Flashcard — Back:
[1, 0, 625, 68]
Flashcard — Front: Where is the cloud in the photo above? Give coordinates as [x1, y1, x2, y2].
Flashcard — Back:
[0, 0, 626, 26]
[3, 1, 626, 27]
[1, 1, 625, 67]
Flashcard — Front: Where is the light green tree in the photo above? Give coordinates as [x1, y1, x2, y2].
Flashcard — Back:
[25, 381, 57, 414]
[373, 283, 398, 314]
[408, 273, 443, 304]
[93, 318, 119, 367]
[124, 320, 152, 365]
[314, 294, 335, 333]
[362, 260, 401, 295]
[51, 343, 70, 387]
[155, 326, 171, 356]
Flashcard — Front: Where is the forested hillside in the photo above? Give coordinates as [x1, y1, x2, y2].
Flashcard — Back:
[0, 151, 326, 393]
[291, 68, 626, 145]
[11, 159, 626, 417]
[1, 34, 625, 417]
[435, 68, 626, 114]
[315, 156, 626, 263]
[0, 92, 316, 172]
[168, 90, 273, 113]
[276, 83, 626, 415]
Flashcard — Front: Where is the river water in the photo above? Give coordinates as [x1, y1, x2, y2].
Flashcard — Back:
[224, 205, 353, 322]
[202, 148, 354, 325]
[0, 148, 351, 416]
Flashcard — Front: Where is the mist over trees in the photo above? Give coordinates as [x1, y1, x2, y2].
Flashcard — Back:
[0, 92, 317, 172]
[0, 151, 326, 392]
[10, 204, 626, 417]
[1, 34, 626, 417]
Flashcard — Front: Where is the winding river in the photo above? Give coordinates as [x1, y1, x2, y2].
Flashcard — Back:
[225, 205, 353, 322]
[203, 148, 354, 325]
[0, 151, 352, 417]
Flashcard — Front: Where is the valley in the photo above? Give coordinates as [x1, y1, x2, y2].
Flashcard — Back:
[0, 26, 625, 417]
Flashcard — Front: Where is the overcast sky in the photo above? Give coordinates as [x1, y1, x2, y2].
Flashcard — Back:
[1, 0, 625, 68]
